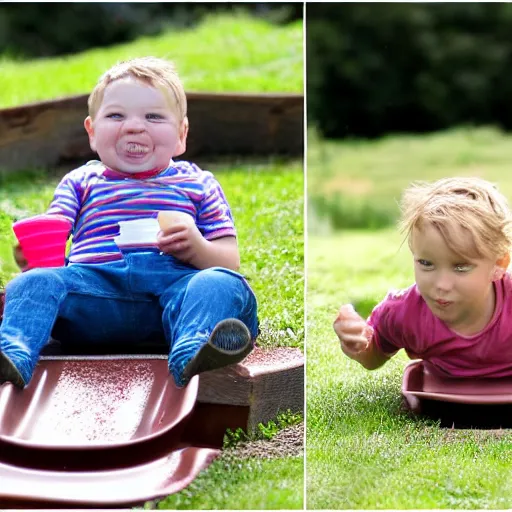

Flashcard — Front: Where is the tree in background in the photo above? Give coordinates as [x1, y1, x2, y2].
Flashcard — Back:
[307, 3, 512, 138]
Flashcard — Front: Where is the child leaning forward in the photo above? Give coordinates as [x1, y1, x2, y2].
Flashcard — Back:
[334, 177, 512, 378]
[0, 57, 258, 388]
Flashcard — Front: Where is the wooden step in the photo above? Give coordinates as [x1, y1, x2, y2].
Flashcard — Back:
[0, 92, 303, 173]
[197, 346, 304, 432]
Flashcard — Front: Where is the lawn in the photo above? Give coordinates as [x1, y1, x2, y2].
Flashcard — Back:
[157, 454, 303, 510]
[0, 11, 304, 509]
[0, 13, 303, 108]
[308, 126, 512, 230]
[0, 161, 304, 510]
[307, 127, 512, 509]
[0, 162, 304, 351]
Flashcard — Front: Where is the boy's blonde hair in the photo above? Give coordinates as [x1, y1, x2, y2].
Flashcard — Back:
[88, 57, 187, 121]
[400, 177, 512, 260]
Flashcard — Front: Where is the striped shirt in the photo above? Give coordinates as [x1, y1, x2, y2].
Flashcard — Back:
[47, 160, 236, 264]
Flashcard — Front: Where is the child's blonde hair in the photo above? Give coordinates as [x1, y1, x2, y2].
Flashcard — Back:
[88, 56, 187, 121]
[400, 177, 512, 260]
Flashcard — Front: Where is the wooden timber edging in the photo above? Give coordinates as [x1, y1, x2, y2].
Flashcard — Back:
[197, 346, 304, 432]
[0, 290, 303, 435]
[0, 92, 304, 173]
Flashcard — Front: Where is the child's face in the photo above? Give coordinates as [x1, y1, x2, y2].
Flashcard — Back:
[411, 222, 497, 334]
[84, 78, 187, 173]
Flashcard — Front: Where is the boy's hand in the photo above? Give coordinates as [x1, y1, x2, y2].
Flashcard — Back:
[13, 244, 28, 271]
[157, 216, 205, 264]
[333, 304, 373, 357]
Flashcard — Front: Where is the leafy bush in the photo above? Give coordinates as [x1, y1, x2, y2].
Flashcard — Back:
[307, 3, 512, 138]
[223, 409, 303, 448]
[257, 410, 303, 440]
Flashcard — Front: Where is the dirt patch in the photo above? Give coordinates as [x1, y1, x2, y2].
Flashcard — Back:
[222, 423, 304, 461]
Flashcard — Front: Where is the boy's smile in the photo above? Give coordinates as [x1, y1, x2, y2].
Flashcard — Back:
[411, 222, 497, 336]
[84, 78, 187, 174]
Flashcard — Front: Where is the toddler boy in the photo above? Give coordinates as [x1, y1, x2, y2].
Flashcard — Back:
[0, 57, 258, 388]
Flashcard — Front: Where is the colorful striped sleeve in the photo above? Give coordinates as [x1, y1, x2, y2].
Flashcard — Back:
[196, 170, 236, 240]
[46, 168, 84, 225]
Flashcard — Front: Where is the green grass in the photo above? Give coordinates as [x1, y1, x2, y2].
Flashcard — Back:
[223, 410, 303, 448]
[0, 13, 303, 108]
[307, 129, 512, 509]
[308, 126, 512, 230]
[0, 161, 304, 510]
[210, 161, 304, 349]
[0, 161, 304, 350]
[155, 456, 303, 510]
[0, 19, 303, 508]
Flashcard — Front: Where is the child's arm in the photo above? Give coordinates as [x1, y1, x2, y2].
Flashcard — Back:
[157, 215, 240, 270]
[347, 336, 391, 370]
[333, 304, 391, 370]
[193, 236, 240, 270]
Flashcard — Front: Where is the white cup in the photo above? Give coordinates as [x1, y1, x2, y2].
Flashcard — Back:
[114, 218, 159, 248]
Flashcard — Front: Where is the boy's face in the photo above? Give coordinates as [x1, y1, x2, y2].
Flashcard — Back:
[411, 222, 497, 335]
[84, 78, 187, 174]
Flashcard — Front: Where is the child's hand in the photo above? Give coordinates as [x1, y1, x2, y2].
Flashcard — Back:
[13, 244, 28, 271]
[157, 216, 205, 264]
[333, 304, 373, 357]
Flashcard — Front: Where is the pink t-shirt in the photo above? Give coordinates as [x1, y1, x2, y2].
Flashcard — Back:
[368, 274, 512, 378]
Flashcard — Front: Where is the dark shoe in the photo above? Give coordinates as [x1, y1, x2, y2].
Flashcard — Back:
[0, 351, 25, 389]
[180, 318, 253, 387]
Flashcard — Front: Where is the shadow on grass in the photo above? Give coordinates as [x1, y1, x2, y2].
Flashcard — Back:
[414, 400, 512, 430]
[323, 367, 512, 432]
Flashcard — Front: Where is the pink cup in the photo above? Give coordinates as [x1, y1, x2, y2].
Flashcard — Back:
[12, 214, 73, 269]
